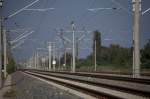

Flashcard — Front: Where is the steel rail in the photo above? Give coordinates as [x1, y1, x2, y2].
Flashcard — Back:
[24, 70, 150, 98]
[27, 69, 150, 85]
[24, 71, 121, 99]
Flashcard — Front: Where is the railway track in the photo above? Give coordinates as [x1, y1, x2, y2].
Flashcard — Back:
[28, 69, 150, 84]
[23, 70, 150, 99]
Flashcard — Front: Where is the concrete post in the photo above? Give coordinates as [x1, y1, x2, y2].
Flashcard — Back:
[0, 17, 2, 88]
[94, 40, 97, 71]
[48, 44, 52, 70]
[53, 43, 56, 71]
[72, 22, 76, 72]
[3, 29, 7, 78]
[132, 0, 141, 78]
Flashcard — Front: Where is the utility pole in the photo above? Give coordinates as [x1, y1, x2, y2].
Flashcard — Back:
[36, 51, 39, 69]
[132, 0, 141, 78]
[72, 22, 76, 73]
[76, 37, 79, 65]
[48, 43, 52, 70]
[35, 52, 37, 69]
[94, 40, 97, 71]
[64, 47, 66, 67]
[57, 23, 91, 72]
[58, 50, 61, 70]
[0, 1, 4, 88]
[52, 42, 56, 71]
[59, 29, 67, 67]
[34, 52, 36, 69]
[0, 17, 2, 88]
[3, 29, 7, 77]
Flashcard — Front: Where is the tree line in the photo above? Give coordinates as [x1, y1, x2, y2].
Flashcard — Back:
[60, 30, 150, 70]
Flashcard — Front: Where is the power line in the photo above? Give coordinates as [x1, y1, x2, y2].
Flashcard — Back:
[110, 0, 131, 14]
[142, 7, 150, 15]
[24, 8, 55, 12]
[8, 0, 40, 18]
[34, 0, 56, 38]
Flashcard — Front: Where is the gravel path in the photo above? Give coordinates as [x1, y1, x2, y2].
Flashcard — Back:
[11, 71, 82, 99]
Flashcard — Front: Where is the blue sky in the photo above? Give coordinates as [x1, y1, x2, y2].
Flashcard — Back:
[1, 0, 150, 61]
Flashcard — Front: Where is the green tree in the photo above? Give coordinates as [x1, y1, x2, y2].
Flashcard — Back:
[109, 44, 132, 66]
[7, 57, 16, 74]
[92, 30, 101, 65]
[100, 46, 110, 64]
[141, 40, 150, 68]
[6, 31, 16, 74]
[60, 52, 72, 67]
